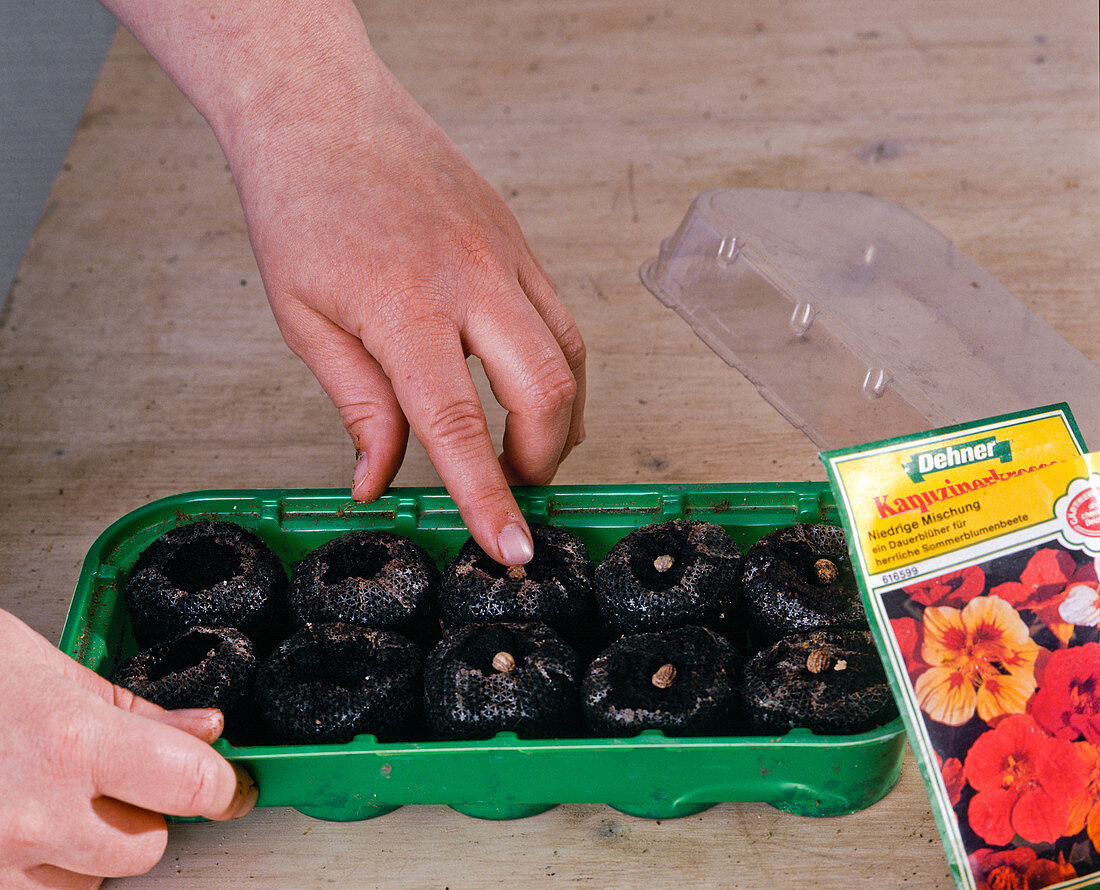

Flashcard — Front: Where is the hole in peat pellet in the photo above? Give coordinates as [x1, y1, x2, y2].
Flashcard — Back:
[287, 640, 384, 686]
[473, 544, 561, 583]
[458, 625, 532, 672]
[627, 529, 689, 591]
[321, 539, 390, 585]
[144, 630, 224, 682]
[601, 646, 706, 714]
[162, 540, 242, 593]
[653, 554, 675, 573]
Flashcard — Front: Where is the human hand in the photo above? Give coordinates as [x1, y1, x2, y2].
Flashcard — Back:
[229, 49, 585, 566]
[100, 0, 586, 566]
[0, 610, 257, 888]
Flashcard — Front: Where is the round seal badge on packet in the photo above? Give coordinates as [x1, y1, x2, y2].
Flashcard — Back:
[1055, 472, 1100, 555]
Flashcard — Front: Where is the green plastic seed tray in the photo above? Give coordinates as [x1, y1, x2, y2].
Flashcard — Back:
[60, 484, 906, 822]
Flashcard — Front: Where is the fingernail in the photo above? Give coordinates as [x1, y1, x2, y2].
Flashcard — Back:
[171, 707, 221, 721]
[178, 707, 223, 730]
[497, 523, 534, 565]
[351, 451, 369, 499]
[231, 764, 259, 819]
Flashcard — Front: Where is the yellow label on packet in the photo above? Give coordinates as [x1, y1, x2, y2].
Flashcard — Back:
[827, 407, 1088, 582]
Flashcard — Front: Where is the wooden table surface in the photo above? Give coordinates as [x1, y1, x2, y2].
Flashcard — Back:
[3, 1, 1097, 886]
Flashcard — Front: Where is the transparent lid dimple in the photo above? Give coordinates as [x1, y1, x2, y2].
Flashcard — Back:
[640, 189, 1100, 449]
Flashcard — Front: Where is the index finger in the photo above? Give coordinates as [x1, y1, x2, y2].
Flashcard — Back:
[94, 706, 256, 821]
[378, 319, 534, 566]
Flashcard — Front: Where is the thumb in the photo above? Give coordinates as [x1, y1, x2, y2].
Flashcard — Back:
[93, 704, 257, 821]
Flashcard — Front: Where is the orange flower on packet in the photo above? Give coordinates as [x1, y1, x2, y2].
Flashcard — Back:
[915, 597, 1040, 726]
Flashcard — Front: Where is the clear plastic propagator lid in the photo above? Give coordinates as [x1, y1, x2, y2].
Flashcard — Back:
[640, 189, 1100, 450]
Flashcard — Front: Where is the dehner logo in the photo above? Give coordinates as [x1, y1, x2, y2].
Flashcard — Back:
[902, 437, 1012, 483]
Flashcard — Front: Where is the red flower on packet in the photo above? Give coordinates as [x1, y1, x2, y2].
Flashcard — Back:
[1029, 643, 1100, 745]
[890, 616, 927, 683]
[904, 566, 985, 609]
[990, 549, 1094, 645]
[991, 550, 1079, 612]
[963, 714, 1089, 846]
[969, 847, 1076, 890]
[940, 755, 964, 808]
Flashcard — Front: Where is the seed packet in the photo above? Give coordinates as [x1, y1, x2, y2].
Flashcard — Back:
[822, 404, 1100, 890]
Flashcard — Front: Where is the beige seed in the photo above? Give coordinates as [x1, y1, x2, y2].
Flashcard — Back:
[506, 565, 526, 581]
[814, 558, 839, 584]
[653, 554, 675, 573]
[806, 648, 832, 674]
[651, 663, 677, 689]
[833, 659, 848, 672]
[492, 651, 516, 673]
